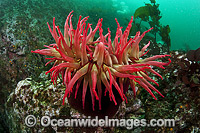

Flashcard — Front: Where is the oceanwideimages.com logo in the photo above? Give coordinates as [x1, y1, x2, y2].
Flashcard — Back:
[25, 115, 175, 129]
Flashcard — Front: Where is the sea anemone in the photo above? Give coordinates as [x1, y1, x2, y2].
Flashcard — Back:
[31, 11, 171, 117]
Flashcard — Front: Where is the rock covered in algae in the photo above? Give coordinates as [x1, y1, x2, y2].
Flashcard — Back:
[6, 72, 71, 132]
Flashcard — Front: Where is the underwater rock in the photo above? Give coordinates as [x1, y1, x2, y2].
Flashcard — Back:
[186, 47, 200, 61]
[6, 75, 71, 132]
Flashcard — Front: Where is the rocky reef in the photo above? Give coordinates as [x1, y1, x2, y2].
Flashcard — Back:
[1, 0, 200, 132]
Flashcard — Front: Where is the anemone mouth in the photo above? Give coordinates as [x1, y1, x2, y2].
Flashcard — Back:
[31, 11, 171, 116]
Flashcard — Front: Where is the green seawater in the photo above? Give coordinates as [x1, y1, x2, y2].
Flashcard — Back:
[123, 0, 200, 51]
